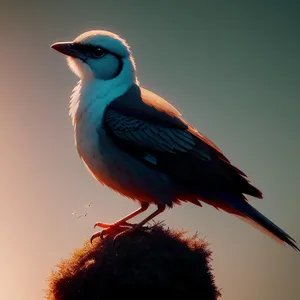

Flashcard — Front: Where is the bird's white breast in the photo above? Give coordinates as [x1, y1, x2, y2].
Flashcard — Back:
[70, 78, 146, 194]
[69, 79, 176, 204]
[71, 78, 130, 162]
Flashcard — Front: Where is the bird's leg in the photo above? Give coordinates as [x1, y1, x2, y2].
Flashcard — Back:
[113, 204, 166, 242]
[93, 202, 149, 229]
[90, 202, 149, 243]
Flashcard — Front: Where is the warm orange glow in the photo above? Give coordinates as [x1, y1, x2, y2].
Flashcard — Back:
[2, 2, 300, 300]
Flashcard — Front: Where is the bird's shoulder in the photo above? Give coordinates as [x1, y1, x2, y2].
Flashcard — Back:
[103, 83, 225, 156]
[105, 83, 188, 129]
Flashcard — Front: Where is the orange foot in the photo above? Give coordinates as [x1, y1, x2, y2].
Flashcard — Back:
[90, 221, 135, 244]
[90, 221, 149, 244]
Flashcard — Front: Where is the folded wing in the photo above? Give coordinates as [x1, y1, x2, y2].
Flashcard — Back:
[102, 84, 262, 199]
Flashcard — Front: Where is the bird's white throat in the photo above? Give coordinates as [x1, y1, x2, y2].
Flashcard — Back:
[69, 58, 138, 128]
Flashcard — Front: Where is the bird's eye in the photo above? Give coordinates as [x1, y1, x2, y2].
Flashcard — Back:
[91, 47, 106, 58]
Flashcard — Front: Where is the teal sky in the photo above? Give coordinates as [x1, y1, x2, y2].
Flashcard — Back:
[1, 1, 299, 299]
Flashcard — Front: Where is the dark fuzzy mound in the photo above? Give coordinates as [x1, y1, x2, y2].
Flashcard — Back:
[47, 223, 221, 299]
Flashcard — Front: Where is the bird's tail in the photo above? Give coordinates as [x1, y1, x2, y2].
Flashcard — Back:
[208, 198, 299, 251]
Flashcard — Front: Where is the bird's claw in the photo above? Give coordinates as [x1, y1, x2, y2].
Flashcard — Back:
[90, 221, 151, 245]
[90, 229, 111, 244]
[90, 224, 133, 244]
[112, 224, 151, 245]
[112, 227, 135, 245]
[90, 231, 102, 244]
[93, 221, 135, 229]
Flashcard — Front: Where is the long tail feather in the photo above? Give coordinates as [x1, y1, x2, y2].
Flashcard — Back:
[208, 198, 299, 251]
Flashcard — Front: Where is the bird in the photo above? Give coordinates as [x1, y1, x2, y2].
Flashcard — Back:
[85, 201, 92, 208]
[51, 30, 299, 250]
[77, 213, 88, 219]
[71, 210, 76, 216]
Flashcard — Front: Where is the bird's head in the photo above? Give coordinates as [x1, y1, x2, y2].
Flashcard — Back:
[51, 30, 136, 82]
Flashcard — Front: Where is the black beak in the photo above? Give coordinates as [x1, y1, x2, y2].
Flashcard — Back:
[51, 42, 86, 61]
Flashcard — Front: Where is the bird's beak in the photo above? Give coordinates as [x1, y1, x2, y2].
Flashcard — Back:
[51, 42, 86, 61]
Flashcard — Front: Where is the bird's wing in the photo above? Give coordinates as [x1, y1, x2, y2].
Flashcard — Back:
[140, 86, 225, 155]
[102, 84, 262, 198]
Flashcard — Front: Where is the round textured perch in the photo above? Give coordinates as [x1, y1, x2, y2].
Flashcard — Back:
[46, 223, 221, 299]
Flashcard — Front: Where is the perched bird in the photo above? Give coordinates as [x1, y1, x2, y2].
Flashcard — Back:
[77, 213, 88, 219]
[51, 30, 299, 250]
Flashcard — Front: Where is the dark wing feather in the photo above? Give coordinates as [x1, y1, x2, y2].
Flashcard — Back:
[103, 84, 262, 199]
[105, 109, 195, 153]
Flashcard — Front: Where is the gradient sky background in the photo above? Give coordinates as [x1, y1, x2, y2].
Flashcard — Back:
[1, 1, 299, 299]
